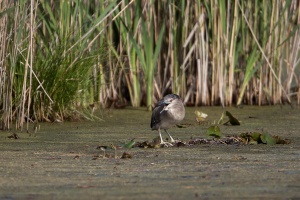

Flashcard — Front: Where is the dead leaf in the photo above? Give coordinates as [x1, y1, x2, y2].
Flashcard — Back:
[121, 152, 132, 159]
[195, 110, 208, 122]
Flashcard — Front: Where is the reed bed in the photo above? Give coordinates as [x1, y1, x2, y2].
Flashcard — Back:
[0, 0, 299, 130]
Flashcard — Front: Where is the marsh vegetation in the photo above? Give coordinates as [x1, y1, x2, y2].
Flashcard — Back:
[0, 0, 299, 130]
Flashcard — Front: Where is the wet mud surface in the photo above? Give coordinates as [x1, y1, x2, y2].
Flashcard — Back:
[1, 106, 300, 199]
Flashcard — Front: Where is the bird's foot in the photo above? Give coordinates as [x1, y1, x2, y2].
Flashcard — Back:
[169, 137, 183, 144]
[172, 139, 181, 143]
[160, 141, 173, 147]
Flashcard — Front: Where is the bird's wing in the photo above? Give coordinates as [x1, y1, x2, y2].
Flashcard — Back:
[150, 103, 165, 129]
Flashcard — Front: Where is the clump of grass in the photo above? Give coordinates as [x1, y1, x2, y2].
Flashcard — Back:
[0, 0, 109, 130]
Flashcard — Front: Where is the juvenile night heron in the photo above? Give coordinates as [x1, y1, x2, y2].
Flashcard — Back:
[150, 94, 185, 146]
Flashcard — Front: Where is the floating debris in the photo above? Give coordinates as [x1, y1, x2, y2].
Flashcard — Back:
[120, 152, 132, 159]
[94, 131, 290, 160]
[174, 141, 186, 147]
[239, 132, 290, 145]
[7, 133, 19, 139]
[122, 139, 136, 149]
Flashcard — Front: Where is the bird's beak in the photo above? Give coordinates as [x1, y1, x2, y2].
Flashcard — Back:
[160, 105, 168, 114]
[160, 98, 174, 113]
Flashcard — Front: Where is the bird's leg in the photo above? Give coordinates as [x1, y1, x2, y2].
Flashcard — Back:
[158, 128, 164, 143]
[164, 130, 175, 143]
[158, 128, 173, 147]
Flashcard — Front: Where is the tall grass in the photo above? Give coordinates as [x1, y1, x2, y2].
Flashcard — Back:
[0, 0, 299, 130]
[0, 0, 110, 130]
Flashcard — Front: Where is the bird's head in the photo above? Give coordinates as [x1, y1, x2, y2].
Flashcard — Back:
[163, 94, 180, 105]
[159, 94, 181, 113]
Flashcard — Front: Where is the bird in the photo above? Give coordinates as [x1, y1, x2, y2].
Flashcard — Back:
[150, 94, 185, 146]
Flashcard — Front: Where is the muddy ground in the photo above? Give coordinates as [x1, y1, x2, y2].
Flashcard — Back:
[0, 106, 300, 199]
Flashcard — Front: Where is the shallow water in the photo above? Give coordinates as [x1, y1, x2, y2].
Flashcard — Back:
[0, 105, 300, 199]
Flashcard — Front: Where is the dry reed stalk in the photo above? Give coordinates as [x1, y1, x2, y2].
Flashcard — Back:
[237, 1, 291, 105]
[196, 13, 209, 105]
[26, 0, 35, 131]
[285, 2, 300, 103]
[0, 0, 10, 130]
[227, 0, 238, 106]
